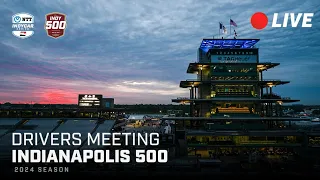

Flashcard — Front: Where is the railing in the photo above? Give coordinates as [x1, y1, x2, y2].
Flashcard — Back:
[262, 93, 281, 99]
[216, 92, 252, 96]
[211, 78, 258, 81]
[176, 97, 189, 99]
[174, 121, 319, 131]
[206, 123, 268, 130]
[187, 140, 301, 146]
[185, 79, 263, 81]
[263, 79, 282, 81]
[185, 78, 210, 81]
[262, 93, 291, 100]
[211, 72, 257, 75]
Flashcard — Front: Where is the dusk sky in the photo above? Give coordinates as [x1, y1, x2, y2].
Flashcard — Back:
[1, 0, 319, 104]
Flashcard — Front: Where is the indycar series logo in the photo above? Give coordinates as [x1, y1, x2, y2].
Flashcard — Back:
[12, 13, 34, 39]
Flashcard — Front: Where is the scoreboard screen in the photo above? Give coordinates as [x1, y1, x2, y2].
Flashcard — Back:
[78, 94, 102, 107]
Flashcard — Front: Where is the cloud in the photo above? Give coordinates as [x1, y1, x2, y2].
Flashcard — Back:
[0, 0, 320, 104]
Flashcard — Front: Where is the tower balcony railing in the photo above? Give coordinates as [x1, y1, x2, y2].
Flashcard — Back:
[211, 72, 257, 76]
[176, 97, 189, 100]
[211, 77, 258, 81]
[175, 122, 316, 131]
[186, 78, 210, 81]
[191, 78, 283, 82]
[282, 97, 291, 100]
[262, 79, 282, 81]
[215, 92, 252, 97]
[262, 93, 282, 99]
[187, 140, 302, 147]
[261, 93, 291, 100]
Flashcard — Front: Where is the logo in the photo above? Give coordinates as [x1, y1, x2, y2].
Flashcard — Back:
[44, 12, 67, 39]
[251, 12, 314, 30]
[12, 13, 34, 39]
[217, 56, 250, 62]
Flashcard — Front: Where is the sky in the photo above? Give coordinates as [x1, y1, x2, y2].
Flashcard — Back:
[0, 0, 320, 105]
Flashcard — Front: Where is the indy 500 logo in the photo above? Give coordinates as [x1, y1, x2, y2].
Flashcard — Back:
[44, 12, 67, 39]
[12, 13, 34, 39]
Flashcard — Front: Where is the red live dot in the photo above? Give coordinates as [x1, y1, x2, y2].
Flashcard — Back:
[251, 12, 268, 30]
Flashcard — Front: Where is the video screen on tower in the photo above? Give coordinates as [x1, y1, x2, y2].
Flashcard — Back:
[209, 49, 259, 63]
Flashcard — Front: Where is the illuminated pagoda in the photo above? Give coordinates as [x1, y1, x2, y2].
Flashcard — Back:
[164, 38, 320, 165]
[173, 39, 298, 117]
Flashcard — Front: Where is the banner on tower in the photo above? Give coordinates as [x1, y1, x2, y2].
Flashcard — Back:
[209, 49, 258, 63]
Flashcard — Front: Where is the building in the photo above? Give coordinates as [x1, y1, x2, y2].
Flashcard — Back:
[0, 96, 123, 119]
[101, 98, 114, 108]
[164, 38, 320, 167]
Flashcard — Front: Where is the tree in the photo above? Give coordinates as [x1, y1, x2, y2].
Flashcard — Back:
[312, 110, 320, 115]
